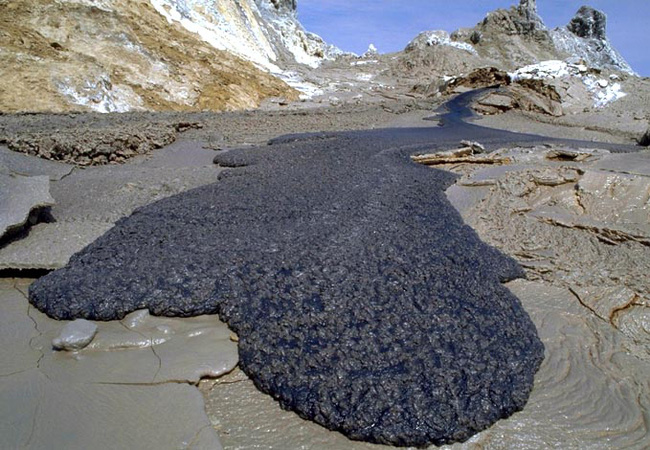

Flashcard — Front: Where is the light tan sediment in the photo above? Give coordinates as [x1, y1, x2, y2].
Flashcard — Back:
[0, 277, 237, 449]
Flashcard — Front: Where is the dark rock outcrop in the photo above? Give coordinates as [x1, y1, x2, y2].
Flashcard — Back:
[551, 6, 635, 75]
[30, 124, 544, 446]
[443, 67, 511, 94]
[567, 6, 607, 40]
[270, 0, 297, 12]
[639, 128, 650, 147]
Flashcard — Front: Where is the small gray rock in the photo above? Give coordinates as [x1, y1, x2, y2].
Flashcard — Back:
[52, 319, 98, 351]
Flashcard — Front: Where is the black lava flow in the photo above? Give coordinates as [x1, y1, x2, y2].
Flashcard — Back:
[29, 91, 553, 446]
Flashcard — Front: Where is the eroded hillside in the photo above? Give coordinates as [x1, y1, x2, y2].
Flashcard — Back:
[0, 0, 298, 113]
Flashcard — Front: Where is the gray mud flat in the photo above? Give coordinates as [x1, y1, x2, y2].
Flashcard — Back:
[29, 115, 545, 446]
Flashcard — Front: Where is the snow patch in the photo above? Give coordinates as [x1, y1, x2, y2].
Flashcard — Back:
[350, 60, 378, 66]
[509, 60, 626, 108]
[364, 44, 379, 57]
[277, 71, 324, 99]
[56, 76, 144, 113]
[550, 27, 636, 76]
[583, 77, 627, 108]
[408, 30, 477, 55]
[508, 60, 585, 81]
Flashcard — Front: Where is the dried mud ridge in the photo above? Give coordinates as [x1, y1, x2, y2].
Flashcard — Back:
[0, 119, 202, 166]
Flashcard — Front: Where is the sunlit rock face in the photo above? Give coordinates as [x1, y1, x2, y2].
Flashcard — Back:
[147, 0, 340, 71]
[0, 0, 343, 113]
[448, 0, 635, 74]
[550, 6, 636, 75]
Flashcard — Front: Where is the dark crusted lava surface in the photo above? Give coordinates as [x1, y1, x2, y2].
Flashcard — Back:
[30, 107, 545, 445]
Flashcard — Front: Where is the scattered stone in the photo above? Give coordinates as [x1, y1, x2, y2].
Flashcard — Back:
[52, 319, 98, 351]
[412, 150, 510, 166]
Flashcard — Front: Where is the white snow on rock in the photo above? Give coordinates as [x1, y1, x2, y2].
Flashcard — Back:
[56, 76, 144, 113]
[350, 60, 378, 66]
[406, 30, 477, 55]
[509, 60, 585, 81]
[509, 60, 627, 108]
[149, 0, 281, 71]
[278, 71, 324, 99]
[148, 0, 338, 73]
[146, 0, 343, 98]
[550, 27, 636, 76]
[583, 77, 627, 108]
[364, 44, 379, 57]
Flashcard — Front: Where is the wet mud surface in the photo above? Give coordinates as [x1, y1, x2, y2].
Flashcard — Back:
[27, 91, 553, 446]
[12, 89, 647, 447]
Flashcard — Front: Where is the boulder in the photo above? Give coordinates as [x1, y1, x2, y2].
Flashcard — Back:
[52, 319, 98, 351]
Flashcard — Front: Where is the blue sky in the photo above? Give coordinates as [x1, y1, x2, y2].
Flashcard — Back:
[298, 1, 649, 76]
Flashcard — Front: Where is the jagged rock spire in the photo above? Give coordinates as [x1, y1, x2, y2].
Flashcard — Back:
[519, 0, 538, 13]
[270, 0, 297, 12]
[518, 0, 541, 23]
[567, 6, 607, 40]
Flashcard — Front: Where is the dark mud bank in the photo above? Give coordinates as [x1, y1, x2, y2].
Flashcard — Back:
[28, 91, 560, 446]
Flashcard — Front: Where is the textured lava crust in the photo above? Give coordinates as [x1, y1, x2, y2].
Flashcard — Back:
[30, 126, 544, 446]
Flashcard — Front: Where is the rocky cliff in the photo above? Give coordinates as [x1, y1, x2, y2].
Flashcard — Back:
[409, 0, 635, 75]
[0, 0, 338, 113]
[149, 0, 340, 71]
[550, 6, 635, 74]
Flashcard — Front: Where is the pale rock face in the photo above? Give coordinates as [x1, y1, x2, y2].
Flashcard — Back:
[0, 0, 333, 113]
[149, 0, 339, 71]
